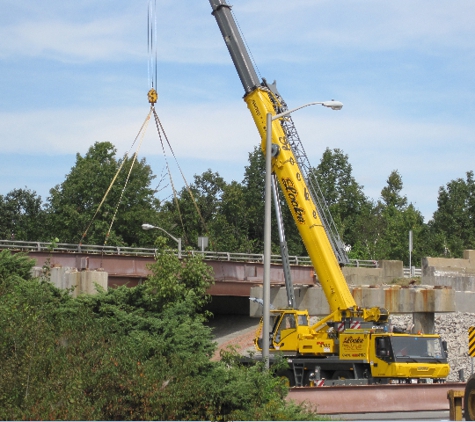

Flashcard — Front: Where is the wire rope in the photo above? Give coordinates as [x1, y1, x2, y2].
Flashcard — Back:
[103, 113, 151, 246]
[151, 106, 210, 244]
[147, 0, 158, 89]
[79, 111, 152, 246]
[231, 9, 262, 82]
[81, 1, 209, 252]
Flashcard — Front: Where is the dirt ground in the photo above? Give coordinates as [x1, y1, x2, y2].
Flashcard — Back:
[206, 315, 258, 360]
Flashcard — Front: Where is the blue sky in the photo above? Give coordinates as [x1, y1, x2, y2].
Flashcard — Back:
[1, 0, 474, 222]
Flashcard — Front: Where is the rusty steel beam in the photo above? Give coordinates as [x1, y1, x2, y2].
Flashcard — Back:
[26, 251, 315, 297]
[287, 382, 465, 414]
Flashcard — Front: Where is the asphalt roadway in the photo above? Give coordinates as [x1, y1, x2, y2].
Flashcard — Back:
[331, 410, 451, 421]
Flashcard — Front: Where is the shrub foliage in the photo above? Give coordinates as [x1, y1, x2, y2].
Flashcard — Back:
[0, 250, 318, 421]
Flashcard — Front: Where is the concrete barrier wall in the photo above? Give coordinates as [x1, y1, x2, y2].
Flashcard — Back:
[250, 284, 455, 317]
[454, 291, 475, 313]
[379, 260, 404, 281]
[422, 249, 475, 291]
[342, 267, 382, 285]
[341, 260, 403, 286]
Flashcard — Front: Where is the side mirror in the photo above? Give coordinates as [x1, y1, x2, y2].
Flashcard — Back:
[442, 340, 448, 356]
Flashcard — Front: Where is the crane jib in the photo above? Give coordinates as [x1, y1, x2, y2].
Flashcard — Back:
[209, 0, 356, 313]
[209, 0, 261, 94]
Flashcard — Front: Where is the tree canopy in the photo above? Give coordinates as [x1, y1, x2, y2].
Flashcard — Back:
[2, 141, 475, 261]
[429, 171, 475, 257]
[0, 188, 45, 241]
[349, 170, 426, 264]
[312, 148, 369, 251]
[46, 142, 161, 246]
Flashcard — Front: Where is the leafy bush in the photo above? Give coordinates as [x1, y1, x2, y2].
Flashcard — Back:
[0, 251, 320, 420]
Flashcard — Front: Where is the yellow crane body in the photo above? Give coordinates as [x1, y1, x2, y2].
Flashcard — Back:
[209, 0, 449, 386]
[244, 88, 356, 314]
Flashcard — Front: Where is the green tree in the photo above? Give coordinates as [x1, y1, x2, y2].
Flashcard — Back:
[46, 142, 161, 246]
[0, 188, 45, 241]
[161, 167, 262, 253]
[351, 170, 425, 264]
[242, 146, 306, 256]
[429, 171, 475, 257]
[159, 169, 226, 249]
[0, 249, 35, 282]
[312, 148, 369, 251]
[241, 146, 266, 252]
[381, 170, 407, 209]
[145, 237, 214, 311]
[379, 203, 425, 265]
[211, 180, 257, 252]
[347, 200, 384, 260]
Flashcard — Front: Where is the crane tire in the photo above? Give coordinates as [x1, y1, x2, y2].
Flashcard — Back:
[332, 370, 353, 380]
[279, 370, 296, 387]
[465, 375, 475, 421]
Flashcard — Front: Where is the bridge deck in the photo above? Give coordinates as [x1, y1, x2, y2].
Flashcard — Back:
[26, 250, 316, 297]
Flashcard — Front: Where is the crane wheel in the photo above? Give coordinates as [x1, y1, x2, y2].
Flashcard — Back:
[332, 370, 353, 380]
[465, 375, 475, 421]
[278, 370, 295, 387]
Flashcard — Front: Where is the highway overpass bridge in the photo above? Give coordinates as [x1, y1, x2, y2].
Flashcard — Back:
[1, 240, 456, 324]
[2, 240, 317, 315]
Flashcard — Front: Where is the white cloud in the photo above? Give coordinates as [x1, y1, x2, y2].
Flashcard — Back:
[3, 1, 475, 66]
[0, 18, 142, 63]
[0, 103, 257, 161]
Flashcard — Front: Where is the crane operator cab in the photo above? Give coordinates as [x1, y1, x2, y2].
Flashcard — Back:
[375, 334, 448, 363]
[255, 309, 310, 352]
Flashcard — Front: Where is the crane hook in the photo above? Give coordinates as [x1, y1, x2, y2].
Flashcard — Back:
[148, 88, 158, 104]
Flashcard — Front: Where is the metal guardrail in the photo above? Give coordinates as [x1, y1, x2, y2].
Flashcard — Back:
[0, 239, 379, 268]
[404, 267, 422, 278]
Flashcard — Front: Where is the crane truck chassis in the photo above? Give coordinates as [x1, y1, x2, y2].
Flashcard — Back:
[208, 0, 450, 387]
[246, 309, 449, 386]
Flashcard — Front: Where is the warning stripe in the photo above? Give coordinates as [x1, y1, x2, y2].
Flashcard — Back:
[469, 326, 475, 357]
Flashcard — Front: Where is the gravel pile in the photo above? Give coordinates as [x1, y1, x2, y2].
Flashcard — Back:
[391, 312, 475, 382]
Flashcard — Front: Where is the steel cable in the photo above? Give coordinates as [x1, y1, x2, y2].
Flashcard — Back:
[79, 111, 152, 246]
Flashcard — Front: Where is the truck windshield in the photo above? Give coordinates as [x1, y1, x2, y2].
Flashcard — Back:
[390, 336, 446, 361]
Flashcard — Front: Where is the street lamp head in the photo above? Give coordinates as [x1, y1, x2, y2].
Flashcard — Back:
[142, 223, 155, 230]
[322, 100, 343, 110]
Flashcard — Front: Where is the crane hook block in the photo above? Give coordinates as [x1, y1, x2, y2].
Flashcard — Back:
[148, 88, 158, 104]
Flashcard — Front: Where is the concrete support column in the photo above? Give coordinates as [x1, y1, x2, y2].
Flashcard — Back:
[412, 312, 435, 334]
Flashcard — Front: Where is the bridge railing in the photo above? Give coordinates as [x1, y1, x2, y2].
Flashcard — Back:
[0, 239, 378, 268]
[403, 267, 422, 278]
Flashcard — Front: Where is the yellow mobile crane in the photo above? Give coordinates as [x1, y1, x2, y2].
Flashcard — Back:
[209, 0, 449, 386]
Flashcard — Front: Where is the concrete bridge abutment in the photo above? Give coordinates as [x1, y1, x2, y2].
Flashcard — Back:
[249, 284, 455, 334]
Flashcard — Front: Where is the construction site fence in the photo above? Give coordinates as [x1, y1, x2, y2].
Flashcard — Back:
[1, 239, 390, 269]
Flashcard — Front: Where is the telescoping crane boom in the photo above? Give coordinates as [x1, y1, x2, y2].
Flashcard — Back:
[209, 0, 449, 386]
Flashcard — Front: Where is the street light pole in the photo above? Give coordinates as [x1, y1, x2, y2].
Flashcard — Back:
[262, 100, 343, 369]
[262, 112, 273, 368]
[142, 223, 182, 259]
